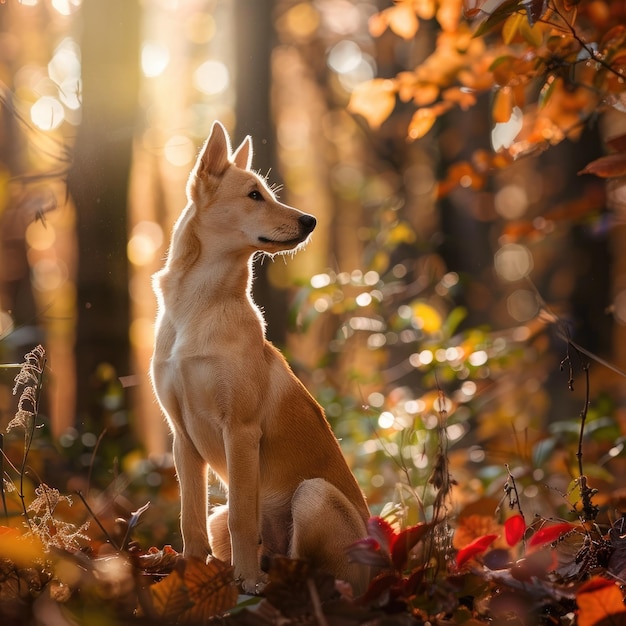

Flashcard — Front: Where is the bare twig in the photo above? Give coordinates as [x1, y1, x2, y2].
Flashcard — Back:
[306, 577, 329, 626]
[75, 491, 120, 550]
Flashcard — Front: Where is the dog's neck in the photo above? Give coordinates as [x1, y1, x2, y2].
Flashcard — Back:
[156, 245, 266, 334]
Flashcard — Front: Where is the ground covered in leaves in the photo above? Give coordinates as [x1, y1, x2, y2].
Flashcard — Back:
[1, 501, 626, 626]
[3, 344, 626, 625]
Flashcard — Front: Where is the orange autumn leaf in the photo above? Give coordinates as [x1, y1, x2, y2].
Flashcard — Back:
[453, 514, 503, 549]
[577, 578, 626, 626]
[368, 11, 389, 38]
[492, 86, 514, 123]
[368, 3, 420, 40]
[408, 107, 437, 140]
[386, 3, 420, 40]
[150, 556, 237, 623]
[413, 83, 440, 106]
[348, 78, 396, 130]
[442, 86, 477, 110]
[415, 0, 436, 20]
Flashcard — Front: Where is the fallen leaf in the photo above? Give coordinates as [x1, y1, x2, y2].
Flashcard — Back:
[577, 577, 626, 626]
[150, 567, 193, 621]
[453, 514, 503, 549]
[264, 557, 336, 619]
[150, 556, 237, 623]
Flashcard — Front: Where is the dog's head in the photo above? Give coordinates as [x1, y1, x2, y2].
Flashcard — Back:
[185, 121, 316, 257]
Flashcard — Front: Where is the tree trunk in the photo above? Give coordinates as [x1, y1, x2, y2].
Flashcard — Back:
[233, 0, 288, 345]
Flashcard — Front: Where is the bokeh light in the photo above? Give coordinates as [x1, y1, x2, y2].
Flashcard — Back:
[494, 243, 533, 281]
[141, 41, 170, 78]
[193, 59, 229, 96]
[48, 38, 82, 110]
[507, 288, 539, 322]
[127, 220, 164, 267]
[51, 0, 82, 16]
[26, 221, 56, 251]
[494, 184, 528, 219]
[31, 96, 65, 130]
[163, 134, 195, 167]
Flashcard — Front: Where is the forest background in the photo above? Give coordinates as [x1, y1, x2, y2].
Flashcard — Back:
[1, 0, 626, 624]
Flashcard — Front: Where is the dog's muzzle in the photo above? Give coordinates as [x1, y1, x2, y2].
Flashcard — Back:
[299, 214, 316, 236]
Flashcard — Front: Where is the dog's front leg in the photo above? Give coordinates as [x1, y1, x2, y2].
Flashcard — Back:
[224, 424, 264, 594]
[173, 433, 211, 561]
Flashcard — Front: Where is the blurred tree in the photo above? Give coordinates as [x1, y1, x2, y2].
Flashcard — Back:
[68, 0, 140, 424]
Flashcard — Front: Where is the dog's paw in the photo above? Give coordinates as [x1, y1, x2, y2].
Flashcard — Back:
[238, 572, 268, 595]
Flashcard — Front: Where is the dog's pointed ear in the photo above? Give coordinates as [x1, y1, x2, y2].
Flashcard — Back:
[198, 121, 231, 178]
[232, 135, 253, 171]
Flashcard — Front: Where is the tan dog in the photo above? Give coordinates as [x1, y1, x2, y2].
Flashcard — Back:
[150, 121, 370, 594]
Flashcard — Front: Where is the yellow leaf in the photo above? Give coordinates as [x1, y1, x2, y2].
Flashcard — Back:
[348, 79, 396, 130]
[411, 301, 442, 334]
[388, 221, 416, 245]
[519, 18, 545, 47]
[386, 3, 419, 40]
[408, 107, 436, 140]
[502, 12, 523, 45]
[0, 528, 45, 567]
[372, 250, 390, 273]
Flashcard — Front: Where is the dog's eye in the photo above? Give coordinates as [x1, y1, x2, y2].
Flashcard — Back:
[248, 190, 264, 201]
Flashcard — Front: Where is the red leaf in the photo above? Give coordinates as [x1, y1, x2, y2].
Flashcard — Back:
[504, 514, 526, 546]
[528, 522, 575, 548]
[346, 537, 392, 569]
[455, 533, 498, 568]
[607, 134, 626, 153]
[367, 517, 396, 553]
[579, 153, 626, 178]
[358, 572, 401, 605]
[390, 523, 430, 571]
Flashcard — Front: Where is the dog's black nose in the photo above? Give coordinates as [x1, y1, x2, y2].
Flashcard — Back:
[299, 214, 317, 233]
